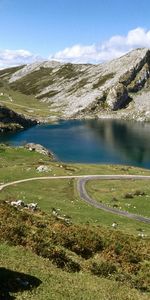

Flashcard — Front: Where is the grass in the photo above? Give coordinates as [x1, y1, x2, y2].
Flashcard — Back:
[0, 65, 66, 120]
[0, 145, 150, 299]
[36, 90, 60, 99]
[0, 87, 61, 120]
[1, 178, 150, 236]
[86, 179, 150, 218]
[0, 63, 87, 123]
[9, 67, 55, 95]
[55, 63, 82, 80]
[0, 201, 150, 299]
[0, 145, 150, 236]
[1, 243, 149, 300]
[92, 73, 115, 89]
[68, 78, 89, 94]
[0, 65, 24, 80]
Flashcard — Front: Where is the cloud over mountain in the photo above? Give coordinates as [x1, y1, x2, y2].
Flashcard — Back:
[1, 27, 150, 68]
[0, 49, 41, 69]
[49, 27, 150, 63]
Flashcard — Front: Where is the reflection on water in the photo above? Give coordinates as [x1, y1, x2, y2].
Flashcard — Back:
[86, 119, 150, 164]
[0, 119, 150, 168]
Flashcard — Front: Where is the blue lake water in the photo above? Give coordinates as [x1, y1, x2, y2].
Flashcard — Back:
[0, 119, 150, 169]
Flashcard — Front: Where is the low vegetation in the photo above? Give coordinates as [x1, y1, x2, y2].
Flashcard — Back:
[92, 73, 115, 89]
[0, 88, 58, 120]
[10, 67, 55, 95]
[55, 63, 83, 80]
[68, 78, 89, 94]
[0, 145, 150, 299]
[1, 243, 150, 300]
[0, 200, 150, 299]
[0, 65, 24, 81]
[36, 90, 60, 99]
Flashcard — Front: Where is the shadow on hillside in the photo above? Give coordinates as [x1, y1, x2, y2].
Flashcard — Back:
[0, 267, 42, 299]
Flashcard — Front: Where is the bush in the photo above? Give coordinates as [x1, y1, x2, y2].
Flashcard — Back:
[124, 192, 134, 199]
[35, 244, 80, 272]
[114, 242, 123, 255]
[91, 261, 117, 277]
[52, 225, 105, 259]
[134, 190, 146, 196]
[128, 252, 141, 264]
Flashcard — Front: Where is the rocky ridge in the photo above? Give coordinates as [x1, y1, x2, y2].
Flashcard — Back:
[0, 48, 150, 123]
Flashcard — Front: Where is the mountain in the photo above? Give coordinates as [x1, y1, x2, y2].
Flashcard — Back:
[0, 48, 150, 131]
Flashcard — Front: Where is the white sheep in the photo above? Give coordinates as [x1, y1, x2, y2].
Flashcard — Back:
[11, 200, 24, 207]
[27, 203, 38, 211]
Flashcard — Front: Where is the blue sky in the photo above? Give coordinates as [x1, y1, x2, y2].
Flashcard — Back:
[1, 0, 150, 67]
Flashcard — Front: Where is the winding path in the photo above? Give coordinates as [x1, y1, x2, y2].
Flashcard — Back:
[0, 174, 150, 223]
[77, 176, 150, 224]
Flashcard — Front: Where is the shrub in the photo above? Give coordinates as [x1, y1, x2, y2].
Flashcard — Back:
[114, 242, 123, 255]
[35, 244, 80, 272]
[91, 261, 117, 277]
[92, 73, 115, 89]
[128, 252, 141, 264]
[124, 192, 134, 199]
[52, 225, 105, 259]
[134, 190, 146, 196]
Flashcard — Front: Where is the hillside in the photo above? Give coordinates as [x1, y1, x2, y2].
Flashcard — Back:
[0, 48, 150, 130]
[0, 145, 150, 299]
[0, 200, 150, 299]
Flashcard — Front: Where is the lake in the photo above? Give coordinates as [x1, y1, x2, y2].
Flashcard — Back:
[0, 119, 150, 169]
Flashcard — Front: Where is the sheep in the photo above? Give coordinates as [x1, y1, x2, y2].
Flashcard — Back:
[112, 222, 118, 228]
[27, 203, 38, 211]
[10, 200, 24, 207]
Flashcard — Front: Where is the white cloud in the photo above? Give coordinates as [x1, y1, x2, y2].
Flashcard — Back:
[49, 27, 150, 64]
[0, 49, 42, 69]
[1, 27, 150, 69]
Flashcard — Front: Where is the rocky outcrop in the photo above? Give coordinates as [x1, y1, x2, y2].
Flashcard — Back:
[106, 83, 130, 110]
[0, 105, 37, 133]
[25, 143, 55, 160]
[0, 122, 23, 133]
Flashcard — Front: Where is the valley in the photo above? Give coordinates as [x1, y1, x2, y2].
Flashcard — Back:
[0, 49, 150, 299]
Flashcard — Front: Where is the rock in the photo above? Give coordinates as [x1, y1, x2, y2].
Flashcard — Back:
[106, 83, 130, 110]
[25, 143, 54, 159]
[36, 165, 51, 172]
[0, 122, 23, 132]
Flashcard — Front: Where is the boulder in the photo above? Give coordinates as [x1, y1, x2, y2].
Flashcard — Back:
[36, 165, 51, 172]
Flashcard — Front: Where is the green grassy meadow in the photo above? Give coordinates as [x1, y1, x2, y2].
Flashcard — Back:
[86, 179, 150, 218]
[0, 145, 150, 299]
[0, 88, 57, 120]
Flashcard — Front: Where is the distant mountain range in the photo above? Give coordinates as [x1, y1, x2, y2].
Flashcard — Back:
[0, 48, 150, 131]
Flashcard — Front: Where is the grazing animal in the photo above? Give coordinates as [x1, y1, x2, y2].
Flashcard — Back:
[10, 200, 24, 207]
[27, 203, 38, 211]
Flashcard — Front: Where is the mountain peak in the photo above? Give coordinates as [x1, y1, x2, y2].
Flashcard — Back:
[0, 48, 150, 123]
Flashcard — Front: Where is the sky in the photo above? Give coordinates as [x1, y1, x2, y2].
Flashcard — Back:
[1, 0, 150, 68]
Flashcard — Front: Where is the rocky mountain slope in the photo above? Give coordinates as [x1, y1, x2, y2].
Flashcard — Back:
[0, 48, 150, 126]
